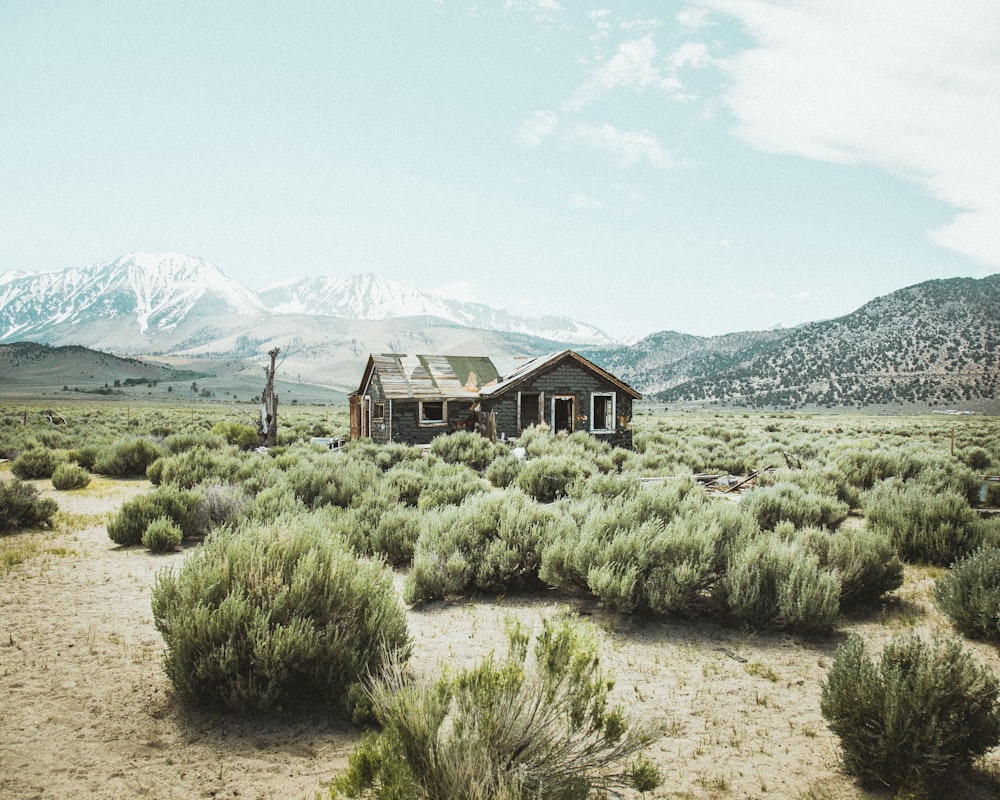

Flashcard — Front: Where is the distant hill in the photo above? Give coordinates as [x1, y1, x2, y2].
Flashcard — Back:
[619, 275, 999, 409]
[0, 342, 206, 391]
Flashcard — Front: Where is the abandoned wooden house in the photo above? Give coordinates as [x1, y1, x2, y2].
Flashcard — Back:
[349, 349, 641, 449]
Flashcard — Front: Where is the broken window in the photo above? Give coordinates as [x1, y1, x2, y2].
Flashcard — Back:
[553, 395, 575, 434]
[591, 393, 615, 432]
[419, 400, 446, 425]
[372, 402, 385, 421]
[519, 392, 541, 431]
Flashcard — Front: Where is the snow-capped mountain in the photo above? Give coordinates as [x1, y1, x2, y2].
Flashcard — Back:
[259, 273, 613, 345]
[0, 253, 264, 342]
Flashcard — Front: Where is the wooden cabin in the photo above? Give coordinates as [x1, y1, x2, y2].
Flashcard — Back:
[350, 350, 640, 449]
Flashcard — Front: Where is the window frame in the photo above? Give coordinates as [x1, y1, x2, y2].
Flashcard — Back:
[419, 400, 447, 426]
[590, 392, 615, 433]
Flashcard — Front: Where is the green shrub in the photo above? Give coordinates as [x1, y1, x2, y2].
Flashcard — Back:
[328, 489, 422, 566]
[199, 481, 253, 530]
[211, 421, 259, 449]
[384, 461, 430, 506]
[162, 431, 226, 454]
[93, 438, 163, 478]
[405, 489, 571, 603]
[961, 446, 993, 471]
[515, 455, 587, 503]
[985, 481, 1000, 508]
[74, 444, 102, 470]
[415, 462, 487, 510]
[51, 462, 92, 491]
[935, 546, 1000, 641]
[142, 516, 183, 552]
[286, 454, 381, 509]
[11, 447, 60, 479]
[485, 451, 522, 488]
[798, 527, 904, 608]
[107, 485, 209, 546]
[145, 457, 165, 485]
[821, 632, 1000, 789]
[151, 520, 410, 713]
[332, 614, 659, 800]
[155, 445, 244, 489]
[740, 482, 848, 531]
[721, 535, 840, 633]
[430, 430, 496, 471]
[0, 479, 58, 534]
[864, 479, 979, 564]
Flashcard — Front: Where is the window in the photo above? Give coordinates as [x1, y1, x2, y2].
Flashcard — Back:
[591, 393, 615, 433]
[518, 392, 541, 431]
[419, 400, 446, 425]
[372, 402, 385, 421]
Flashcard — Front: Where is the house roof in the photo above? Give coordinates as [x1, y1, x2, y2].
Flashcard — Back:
[480, 349, 641, 399]
[358, 349, 641, 401]
[359, 353, 502, 400]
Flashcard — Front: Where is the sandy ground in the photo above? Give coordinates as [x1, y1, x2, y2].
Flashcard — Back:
[2, 476, 999, 800]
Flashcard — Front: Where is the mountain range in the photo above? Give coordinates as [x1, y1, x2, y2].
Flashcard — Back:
[1, 253, 997, 410]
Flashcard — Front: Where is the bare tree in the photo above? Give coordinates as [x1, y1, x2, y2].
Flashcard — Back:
[258, 347, 280, 447]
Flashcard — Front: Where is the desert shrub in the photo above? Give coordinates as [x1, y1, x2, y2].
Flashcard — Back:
[332, 614, 659, 800]
[247, 483, 304, 523]
[93, 437, 163, 478]
[565, 471, 640, 501]
[798, 527, 903, 608]
[74, 444, 103, 470]
[835, 447, 909, 490]
[11, 447, 61, 479]
[515, 455, 587, 503]
[162, 431, 226, 454]
[0, 479, 58, 534]
[286, 454, 381, 509]
[740, 482, 848, 531]
[142, 516, 183, 552]
[384, 461, 430, 506]
[199, 481, 253, 530]
[987, 481, 1000, 508]
[329, 489, 422, 566]
[151, 519, 409, 713]
[721, 535, 840, 633]
[485, 451, 522, 488]
[405, 489, 571, 603]
[415, 462, 487, 510]
[821, 632, 1000, 789]
[210, 421, 259, 449]
[961, 446, 993, 471]
[155, 445, 244, 489]
[935, 546, 1000, 641]
[51, 462, 92, 491]
[430, 430, 496, 472]
[146, 457, 165, 485]
[864, 479, 979, 565]
[107, 485, 209, 546]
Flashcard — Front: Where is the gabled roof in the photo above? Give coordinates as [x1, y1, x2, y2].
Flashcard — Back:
[358, 350, 640, 402]
[480, 349, 641, 399]
[358, 353, 502, 400]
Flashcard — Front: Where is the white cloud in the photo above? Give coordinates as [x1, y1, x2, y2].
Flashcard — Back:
[518, 110, 559, 146]
[678, 7, 712, 30]
[568, 123, 673, 169]
[564, 35, 666, 110]
[701, 0, 1000, 269]
[570, 193, 607, 209]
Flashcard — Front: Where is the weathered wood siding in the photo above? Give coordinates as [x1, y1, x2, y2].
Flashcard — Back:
[484, 360, 635, 449]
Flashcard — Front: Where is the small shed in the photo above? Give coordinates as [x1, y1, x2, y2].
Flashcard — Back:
[350, 350, 641, 449]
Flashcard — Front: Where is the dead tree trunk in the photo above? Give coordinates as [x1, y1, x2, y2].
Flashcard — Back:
[258, 347, 280, 448]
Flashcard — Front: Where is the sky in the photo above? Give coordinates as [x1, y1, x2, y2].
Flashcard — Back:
[1, 1, 998, 341]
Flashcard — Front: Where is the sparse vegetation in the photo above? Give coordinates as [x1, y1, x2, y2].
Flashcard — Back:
[0, 479, 59, 534]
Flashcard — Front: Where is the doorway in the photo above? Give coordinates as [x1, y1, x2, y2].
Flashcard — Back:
[552, 395, 575, 434]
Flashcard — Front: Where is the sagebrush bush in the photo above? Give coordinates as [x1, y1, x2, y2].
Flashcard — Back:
[51, 462, 92, 490]
[93, 437, 163, 478]
[515, 455, 587, 503]
[429, 430, 495, 471]
[797, 527, 903, 608]
[864, 479, 979, 564]
[162, 431, 226, 454]
[107, 485, 209, 546]
[142, 516, 183, 552]
[721, 534, 840, 633]
[332, 614, 659, 800]
[329, 489, 422, 566]
[151, 520, 410, 713]
[821, 632, 1000, 789]
[210, 421, 259, 449]
[405, 489, 572, 604]
[0, 479, 58, 534]
[199, 481, 253, 530]
[415, 462, 487, 510]
[935, 546, 1000, 641]
[286, 454, 381, 509]
[154, 445, 244, 489]
[485, 450, 522, 488]
[384, 461, 430, 506]
[12, 447, 64, 480]
[741, 482, 848, 531]
[961, 446, 993, 471]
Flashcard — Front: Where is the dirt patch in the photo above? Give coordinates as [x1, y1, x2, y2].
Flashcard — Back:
[1, 478, 999, 799]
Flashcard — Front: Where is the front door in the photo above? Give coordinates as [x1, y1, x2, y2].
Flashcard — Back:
[552, 395, 575, 434]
